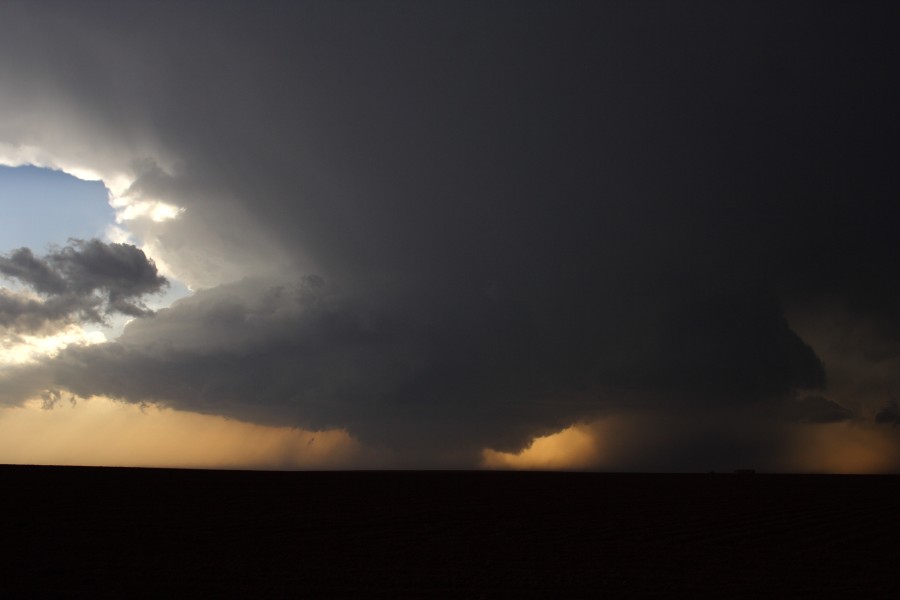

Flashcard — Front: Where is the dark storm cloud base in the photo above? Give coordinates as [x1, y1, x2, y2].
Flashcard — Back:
[1, 466, 897, 598]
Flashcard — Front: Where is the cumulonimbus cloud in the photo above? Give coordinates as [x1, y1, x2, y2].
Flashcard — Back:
[0, 2, 898, 469]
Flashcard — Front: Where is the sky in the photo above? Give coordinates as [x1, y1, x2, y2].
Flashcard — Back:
[0, 1, 898, 472]
[0, 165, 113, 253]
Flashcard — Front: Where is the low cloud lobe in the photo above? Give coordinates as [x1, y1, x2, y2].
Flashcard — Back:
[0, 240, 167, 333]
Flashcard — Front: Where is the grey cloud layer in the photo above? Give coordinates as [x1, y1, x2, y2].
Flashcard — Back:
[0, 240, 167, 332]
[5, 275, 828, 464]
[876, 402, 900, 427]
[1, 2, 898, 467]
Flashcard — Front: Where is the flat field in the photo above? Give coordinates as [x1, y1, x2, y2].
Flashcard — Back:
[1, 466, 897, 598]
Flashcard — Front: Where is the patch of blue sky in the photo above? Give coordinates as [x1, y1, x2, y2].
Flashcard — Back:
[0, 165, 115, 253]
[0, 165, 189, 338]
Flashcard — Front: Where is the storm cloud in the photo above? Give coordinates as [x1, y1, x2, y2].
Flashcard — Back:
[876, 402, 900, 428]
[784, 396, 853, 425]
[0, 2, 898, 468]
[0, 240, 167, 333]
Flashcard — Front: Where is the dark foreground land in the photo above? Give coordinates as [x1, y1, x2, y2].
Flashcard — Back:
[1, 467, 898, 598]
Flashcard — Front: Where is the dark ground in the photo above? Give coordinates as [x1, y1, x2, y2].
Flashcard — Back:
[0, 467, 897, 598]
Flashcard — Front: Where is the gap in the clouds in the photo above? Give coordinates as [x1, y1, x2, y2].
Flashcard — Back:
[0, 165, 114, 252]
[0, 164, 191, 339]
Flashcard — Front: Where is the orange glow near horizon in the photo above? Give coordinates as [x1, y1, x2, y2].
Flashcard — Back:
[0, 397, 367, 469]
[482, 424, 603, 470]
[483, 416, 900, 474]
[4, 399, 899, 472]
[782, 421, 900, 474]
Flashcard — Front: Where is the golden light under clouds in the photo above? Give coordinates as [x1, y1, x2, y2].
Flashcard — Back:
[0, 397, 366, 469]
[781, 421, 900, 474]
[483, 423, 604, 470]
[483, 415, 900, 474]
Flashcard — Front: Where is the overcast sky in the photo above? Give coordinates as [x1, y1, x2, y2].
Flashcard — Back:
[0, 1, 898, 471]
